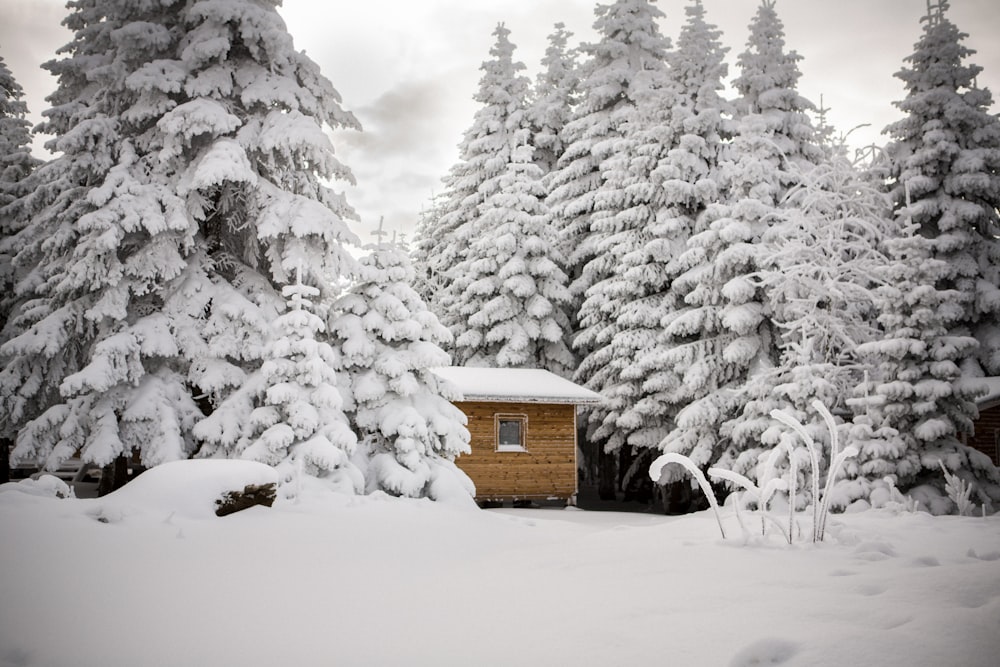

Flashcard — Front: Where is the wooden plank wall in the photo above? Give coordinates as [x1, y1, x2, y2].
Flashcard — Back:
[969, 403, 1000, 466]
[454, 401, 577, 500]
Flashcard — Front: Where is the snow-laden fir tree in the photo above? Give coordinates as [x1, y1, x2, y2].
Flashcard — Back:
[2, 0, 359, 480]
[442, 25, 573, 373]
[718, 157, 892, 489]
[547, 0, 671, 312]
[0, 54, 41, 481]
[609, 0, 731, 474]
[883, 0, 1000, 375]
[652, 0, 825, 485]
[1, 0, 206, 473]
[234, 271, 362, 497]
[412, 25, 536, 333]
[410, 190, 449, 309]
[330, 228, 474, 501]
[542, 0, 672, 496]
[846, 211, 1000, 506]
[183, 0, 361, 474]
[570, 0, 674, 457]
[526, 23, 578, 177]
[0, 53, 41, 349]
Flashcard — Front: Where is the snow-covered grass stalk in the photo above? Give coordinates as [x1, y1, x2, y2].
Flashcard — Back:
[784, 436, 799, 545]
[707, 466, 789, 542]
[769, 400, 858, 542]
[768, 408, 822, 540]
[814, 400, 858, 539]
[650, 453, 726, 539]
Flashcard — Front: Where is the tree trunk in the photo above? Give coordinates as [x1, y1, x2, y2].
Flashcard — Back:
[98, 454, 131, 496]
[0, 437, 10, 485]
[597, 446, 617, 501]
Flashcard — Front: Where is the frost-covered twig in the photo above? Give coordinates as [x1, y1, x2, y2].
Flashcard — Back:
[650, 453, 726, 539]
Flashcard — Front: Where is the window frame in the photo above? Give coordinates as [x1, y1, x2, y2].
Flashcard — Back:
[494, 413, 528, 453]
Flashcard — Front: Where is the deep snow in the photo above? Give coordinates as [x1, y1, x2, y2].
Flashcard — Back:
[1, 460, 999, 667]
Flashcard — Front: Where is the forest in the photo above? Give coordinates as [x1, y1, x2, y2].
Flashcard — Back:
[409, 0, 1000, 511]
[1, 0, 999, 514]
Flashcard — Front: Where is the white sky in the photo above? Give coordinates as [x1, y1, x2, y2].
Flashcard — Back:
[1, 0, 999, 245]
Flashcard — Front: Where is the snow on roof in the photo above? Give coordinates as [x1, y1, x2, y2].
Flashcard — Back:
[430, 367, 603, 405]
[976, 377, 1000, 405]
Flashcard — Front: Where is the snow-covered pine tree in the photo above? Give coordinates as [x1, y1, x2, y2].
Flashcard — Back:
[652, 0, 825, 485]
[410, 190, 449, 310]
[570, 0, 673, 450]
[719, 156, 892, 488]
[611, 0, 731, 472]
[235, 271, 362, 497]
[0, 53, 41, 354]
[411, 25, 534, 334]
[0, 54, 41, 482]
[543, 0, 672, 497]
[547, 0, 670, 318]
[330, 228, 473, 501]
[1, 0, 206, 474]
[183, 0, 360, 474]
[527, 23, 578, 177]
[444, 24, 573, 373]
[2, 0, 359, 481]
[847, 211, 1000, 505]
[883, 0, 1000, 375]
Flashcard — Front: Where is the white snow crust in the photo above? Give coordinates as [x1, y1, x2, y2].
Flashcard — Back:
[1, 462, 998, 667]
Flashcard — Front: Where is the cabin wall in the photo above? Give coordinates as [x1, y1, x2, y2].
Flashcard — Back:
[969, 403, 1000, 466]
[454, 401, 577, 501]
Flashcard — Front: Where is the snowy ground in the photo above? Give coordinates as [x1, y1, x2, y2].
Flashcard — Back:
[2, 461, 999, 667]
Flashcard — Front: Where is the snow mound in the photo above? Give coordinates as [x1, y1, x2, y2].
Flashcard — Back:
[0, 475, 72, 499]
[92, 459, 278, 521]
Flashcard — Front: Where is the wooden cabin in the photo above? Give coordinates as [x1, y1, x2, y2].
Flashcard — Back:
[967, 378, 1000, 466]
[432, 367, 603, 505]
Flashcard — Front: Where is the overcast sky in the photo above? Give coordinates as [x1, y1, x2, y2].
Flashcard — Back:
[1, 0, 998, 244]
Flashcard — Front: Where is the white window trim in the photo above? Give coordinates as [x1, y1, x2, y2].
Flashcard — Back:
[495, 413, 528, 453]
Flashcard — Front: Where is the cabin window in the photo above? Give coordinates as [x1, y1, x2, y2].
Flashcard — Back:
[495, 414, 528, 452]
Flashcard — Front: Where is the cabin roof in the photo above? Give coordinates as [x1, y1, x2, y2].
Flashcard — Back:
[430, 367, 603, 405]
[977, 377, 1000, 406]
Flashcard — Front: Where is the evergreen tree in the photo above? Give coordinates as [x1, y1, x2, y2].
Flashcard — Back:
[547, 0, 671, 311]
[719, 157, 891, 485]
[883, 1, 1000, 375]
[0, 54, 41, 335]
[410, 190, 449, 310]
[527, 23, 578, 176]
[846, 214, 999, 504]
[442, 25, 572, 372]
[2, 0, 205, 473]
[0, 54, 41, 483]
[330, 230, 474, 501]
[612, 0, 731, 463]
[2, 0, 359, 479]
[652, 0, 824, 484]
[544, 0, 672, 496]
[235, 273, 362, 497]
